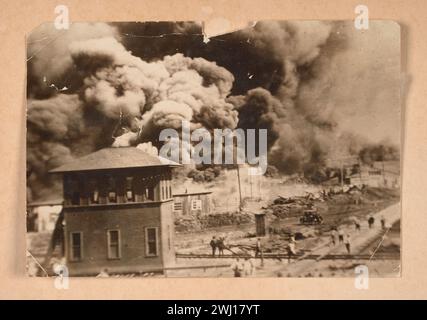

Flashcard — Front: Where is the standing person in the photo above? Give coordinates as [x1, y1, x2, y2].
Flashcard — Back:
[338, 228, 344, 244]
[255, 238, 262, 257]
[354, 220, 361, 232]
[368, 215, 375, 229]
[344, 234, 351, 254]
[287, 240, 296, 263]
[380, 215, 386, 230]
[96, 268, 109, 278]
[217, 237, 225, 256]
[210, 236, 217, 257]
[243, 257, 255, 276]
[330, 228, 338, 246]
[231, 258, 243, 277]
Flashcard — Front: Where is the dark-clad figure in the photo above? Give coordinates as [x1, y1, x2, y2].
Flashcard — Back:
[344, 234, 351, 254]
[368, 215, 375, 229]
[210, 236, 217, 256]
[217, 237, 225, 256]
[355, 221, 361, 232]
[255, 238, 262, 257]
[380, 215, 386, 230]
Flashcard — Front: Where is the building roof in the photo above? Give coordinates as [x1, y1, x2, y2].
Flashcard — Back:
[173, 185, 212, 196]
[50, 147, 180, 173]
[173, 190, 212, 197]
[27, 199, 64, 207]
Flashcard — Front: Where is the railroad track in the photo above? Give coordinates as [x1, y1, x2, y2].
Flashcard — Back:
[176, 252, 400, 260]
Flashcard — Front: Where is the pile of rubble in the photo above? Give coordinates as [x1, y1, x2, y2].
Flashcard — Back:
[174, 217, 202, 232]
[264, 194, 316, 219]
[200, 211, 253, 228]
[175, 211, 254, 232]
[264, 184, 367, 219]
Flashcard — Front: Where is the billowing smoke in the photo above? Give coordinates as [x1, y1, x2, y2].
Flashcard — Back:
[27, 21, 400, 201]
[224, 21, 348, 175]
[27, 23, 237, 200]
[359, 142, 400, 165]
[27, 23, 120, 99]
[71, 37, 238, 146]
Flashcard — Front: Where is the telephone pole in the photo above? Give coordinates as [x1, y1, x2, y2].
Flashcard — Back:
[236, 165, 243, 211]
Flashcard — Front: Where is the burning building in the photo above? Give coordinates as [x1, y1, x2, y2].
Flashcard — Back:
[50, 147, 178, 276]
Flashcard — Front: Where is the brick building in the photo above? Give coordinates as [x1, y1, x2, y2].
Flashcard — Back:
[50, 147, 178, 276]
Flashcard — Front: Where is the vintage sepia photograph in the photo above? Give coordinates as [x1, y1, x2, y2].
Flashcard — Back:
[26, 20, 401, 278]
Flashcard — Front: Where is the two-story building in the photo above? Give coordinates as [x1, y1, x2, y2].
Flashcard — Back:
[50, 147, 179, 276]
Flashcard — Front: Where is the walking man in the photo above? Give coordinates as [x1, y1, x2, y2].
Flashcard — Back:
[338, 228, 344, 244]
[287, 240, 297, 263]
[331, 228, 338, 246]
[344, 234, 351, 254]
[354, 220, 361, 232]
[368, 215, 375, 229]
[217, 237, 225, 256]
[380, 215, 386, 230]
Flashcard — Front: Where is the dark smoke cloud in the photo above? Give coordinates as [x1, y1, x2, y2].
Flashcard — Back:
[27, 21, 400, 200]
[359, 143, 400, 164]
[232, 88, 281, 149]
[27, 23, 237, 200]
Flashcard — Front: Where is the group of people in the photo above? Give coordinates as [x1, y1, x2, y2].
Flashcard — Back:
[330, 214, 389, 254]
[330, 228, 352, 253]
[368, 214, 388, 230]
[230, 257, 256, 277]
[209, 236, 227, 256]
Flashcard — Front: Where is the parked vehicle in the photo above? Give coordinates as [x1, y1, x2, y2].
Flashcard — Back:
[300, 210, 323, 225]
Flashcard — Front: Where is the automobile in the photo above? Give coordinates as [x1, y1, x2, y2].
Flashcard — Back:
[299, 209, 323, 225]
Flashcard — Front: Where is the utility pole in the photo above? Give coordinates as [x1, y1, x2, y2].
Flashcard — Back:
[327, 155, 359, 189]
[236, 165, 243, 211]
[357, 158, 364, 185]
[382, 160, 386, 186]
[250, 172, 253, 199]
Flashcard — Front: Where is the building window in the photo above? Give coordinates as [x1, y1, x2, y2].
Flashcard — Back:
[108, 191, 117, 203]
[126, 177, 134, 202]
[161, 182, 165, 200]
[145, 227, 158, 257]
[108, 176, 117, 203]
[70, 232, 83, 261]
[147, 187, 155, 201]
[191, 199, 202, 211]
[173, 200, 183, 214]
[107, 230, 121, 259]
[88, 178, 99, 204]
[167, 225, 171, 250]
[369, 170, 381, 176]
[71, 192, 80, 205]
[92, 190, 99, 204]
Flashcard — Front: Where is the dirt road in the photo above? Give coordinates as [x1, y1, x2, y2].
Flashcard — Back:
[257, 202, 401, 277]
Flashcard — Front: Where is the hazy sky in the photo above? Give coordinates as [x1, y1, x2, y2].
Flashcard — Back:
[332, 21, 401, 144]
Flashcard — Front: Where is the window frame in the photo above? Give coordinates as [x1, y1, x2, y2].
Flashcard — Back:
[69, 231, 83, 262]
[191, 199, 202, 211]
[145, 227, 159, 257]
[106, 229, 121, 260]
[173, 199, 183, 214]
